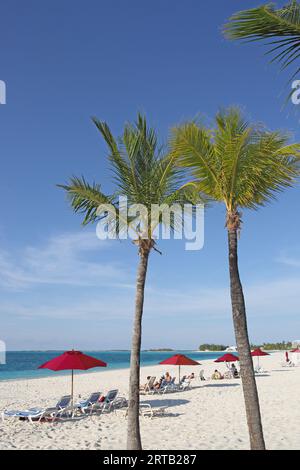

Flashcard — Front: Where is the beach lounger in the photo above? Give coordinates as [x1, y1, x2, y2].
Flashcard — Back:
[139, 403, 167, 419]
[281, 361, 295, 368]
[92, 389, 127, 413]
[140, 376, 156, 394]
[76, 392, 102, 414]
[2, 407, 44, 422]
[2, 395, 72, 423]
[160, 377, 178, 394]
[147, 379, 167, 395]
[254, 365, 267, 374]
[179, 378, 191, 391]
[121, 403, 167, 419]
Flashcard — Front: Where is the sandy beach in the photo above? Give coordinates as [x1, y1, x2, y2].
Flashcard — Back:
[0, 351, 298, 450]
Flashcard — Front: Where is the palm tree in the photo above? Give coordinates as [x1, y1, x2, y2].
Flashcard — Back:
[170, 107, 300, 450]
[224, 1, 300, 80]
[58, 114, 198, 450]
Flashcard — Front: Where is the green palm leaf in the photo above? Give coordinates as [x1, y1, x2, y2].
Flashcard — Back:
[170, 107, 300, 213]
[58, 113, 203, 239]
[224, 1, 300, 79]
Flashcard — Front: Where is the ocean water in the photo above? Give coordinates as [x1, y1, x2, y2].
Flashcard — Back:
[0, 350, 224, 381]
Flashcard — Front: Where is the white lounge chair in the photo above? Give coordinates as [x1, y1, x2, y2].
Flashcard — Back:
[2, 395, 72, 423]
[93, 389, 127, 413]
[179, 378, 191, 390]
[121, 403, 167, 419]
[76, 392, 102, 414]
[281, 361, 295, 368]
[254, 365, 267, 374]
[139, 403, 167, 419]
[160, 377, 178, 394]
[140, 376, 156, 394]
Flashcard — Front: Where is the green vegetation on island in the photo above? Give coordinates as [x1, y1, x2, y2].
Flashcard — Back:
[199, 341, 293, 352]
[199, 344, 228, 351]
[251, 341, 292, 351]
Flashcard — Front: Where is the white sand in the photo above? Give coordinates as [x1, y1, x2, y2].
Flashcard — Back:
[0, 351, 299, 450]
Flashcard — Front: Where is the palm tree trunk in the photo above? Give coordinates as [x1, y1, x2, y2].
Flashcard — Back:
[127, 247, 150, 450]
[227, 227, 266, 450]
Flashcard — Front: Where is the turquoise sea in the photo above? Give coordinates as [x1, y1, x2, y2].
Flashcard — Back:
[0, 350, 225, 381]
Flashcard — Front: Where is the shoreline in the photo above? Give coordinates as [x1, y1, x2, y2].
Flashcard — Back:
[0, 350, 224, 383]
[0, 356, 209, 385]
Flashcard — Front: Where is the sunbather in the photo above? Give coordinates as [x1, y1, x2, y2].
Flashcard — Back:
[211, 369, 223, 380]
[140, 376, 151, 391]
[164, 372, 172, 383]
[153, 377, 164, 390]
[231, 364, 239, 378]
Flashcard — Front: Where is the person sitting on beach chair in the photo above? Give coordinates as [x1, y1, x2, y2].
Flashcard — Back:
[179, 375, 187, 385]
[231, 363, 239, 378]
[153, 376, 164, 390]
[211, 369, 223, 380]
[164, 371, 172, 383]
[140, 376, 151, 391]
[140, 376, 156, 392]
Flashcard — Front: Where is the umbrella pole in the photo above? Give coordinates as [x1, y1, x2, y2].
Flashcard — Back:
[71, 369, 74, 406]
[179, 365, 180, 383]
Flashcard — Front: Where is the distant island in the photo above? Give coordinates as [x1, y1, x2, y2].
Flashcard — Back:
[250, 341, 292, 351]
[199, 344, 228, 351]
[199, 341, 293, 352]
[147, 348, 174, 352]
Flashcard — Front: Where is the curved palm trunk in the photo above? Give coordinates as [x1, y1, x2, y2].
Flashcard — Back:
[227, 227, 265, 450]
[127, 247, 150, 450]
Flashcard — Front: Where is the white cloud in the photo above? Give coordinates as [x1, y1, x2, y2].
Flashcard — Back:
[1, 276, 299, 321]
[0, 231, 134, 290]
[277, 255, 300, 268]
[276, 247, 300, 268]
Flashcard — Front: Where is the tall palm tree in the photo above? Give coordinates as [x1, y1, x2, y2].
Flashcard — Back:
[170, 107, 300, 450]
[58, 114, 198, 450]
[224, 1, 300, 80]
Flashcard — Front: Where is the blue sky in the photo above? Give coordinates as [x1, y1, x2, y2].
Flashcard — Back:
[1, 0, 300, 350]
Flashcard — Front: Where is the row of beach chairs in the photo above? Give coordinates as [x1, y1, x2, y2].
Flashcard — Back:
[2, 389, 127, 423]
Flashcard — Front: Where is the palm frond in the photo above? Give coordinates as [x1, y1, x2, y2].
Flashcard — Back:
[60, 114, 201, 242]
[170, 107, 300, 213]
[57, 176, 114, 225]
[170, 122, 224, 200]
[224, 1, 300, 79]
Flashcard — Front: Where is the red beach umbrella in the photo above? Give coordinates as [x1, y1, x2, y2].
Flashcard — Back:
[214, 353, 239, 363]
[159, 354, 200, 382]
[39, 350, 107, 403]
[251, 348, 269, 357]
[214, 353, 239, 370]
[251, 348, 270, 368]
[290, 348, 300, 365]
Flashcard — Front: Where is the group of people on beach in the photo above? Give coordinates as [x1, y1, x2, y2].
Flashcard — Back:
[140, 364, 240, 390]
[140, 371, 195, 391]
[211, 363, 239, 380]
